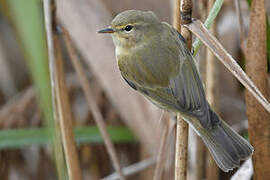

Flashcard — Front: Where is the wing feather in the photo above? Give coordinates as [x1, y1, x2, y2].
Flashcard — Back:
[119, 27, 217, 129]
[141, 55, 214, 129]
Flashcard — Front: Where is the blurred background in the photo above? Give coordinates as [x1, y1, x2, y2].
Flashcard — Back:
[0, 0, 269, 179]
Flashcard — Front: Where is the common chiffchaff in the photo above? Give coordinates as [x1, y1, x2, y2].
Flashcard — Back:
[98, 10, 253, 172]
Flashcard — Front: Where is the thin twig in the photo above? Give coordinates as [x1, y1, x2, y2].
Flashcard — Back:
[62, 27, 125, 180]
[102, 157, 157, 180]
[163, 120, 177, 179]
[153, 112, 169, 180]
[185, 20, 270, 113]
[53, 26, 83, 180]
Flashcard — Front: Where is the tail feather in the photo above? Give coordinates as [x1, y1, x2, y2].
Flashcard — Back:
[221, 121, 253, 159]
[197, 113, 253, 172]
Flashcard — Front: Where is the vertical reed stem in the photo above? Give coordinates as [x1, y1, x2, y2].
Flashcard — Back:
[44, 1, 82, 179]
[245, 0, 270, 178]
[173, 0, 192, 179]
[153, 113, 169, 180]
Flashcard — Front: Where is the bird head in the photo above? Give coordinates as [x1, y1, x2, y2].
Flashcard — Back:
[98, 10, 160, 48]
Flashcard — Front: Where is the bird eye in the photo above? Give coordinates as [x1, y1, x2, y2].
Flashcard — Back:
[124, 25, 133, 32]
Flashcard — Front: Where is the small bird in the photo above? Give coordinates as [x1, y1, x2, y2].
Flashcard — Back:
[98, 10, 253, 172]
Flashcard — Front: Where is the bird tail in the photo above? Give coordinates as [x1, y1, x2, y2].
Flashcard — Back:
[196, 111, 253, 172]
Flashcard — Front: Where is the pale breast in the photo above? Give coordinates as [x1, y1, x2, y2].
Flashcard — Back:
[115, 25, 182, 89]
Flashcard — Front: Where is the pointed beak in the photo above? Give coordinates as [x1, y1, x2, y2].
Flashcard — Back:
[98, 27, 114, 34]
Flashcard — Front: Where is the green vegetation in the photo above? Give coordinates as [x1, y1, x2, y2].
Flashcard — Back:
[0, 126, 136, 150]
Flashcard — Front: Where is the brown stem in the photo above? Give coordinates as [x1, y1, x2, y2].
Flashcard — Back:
[43, 0, 72, 179]
[173, 0, 181, 32]
[53, 34, 83, 180]
[195, 137, 205, 179]
[185, 20, 270, 113]
[245, 0, 270, 178]
[174, 114, 189, 180]
[173, 0, 192, 179]
[153, 112, 170, 180]
[43, 1, 82, 179]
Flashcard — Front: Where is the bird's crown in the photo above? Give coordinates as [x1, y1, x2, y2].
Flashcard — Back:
[111, 10, 159, 27]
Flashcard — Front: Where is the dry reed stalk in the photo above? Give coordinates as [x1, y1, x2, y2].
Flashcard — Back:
[43, 1, 68, 179]
[163, 120, 177, 180]
[173, 0, 192, 179]
[102, 157, 157, 180]
[173, 0, 181, 31]
[62, 28, 125, 180]
[43, 0, 82, 179]
[195, 137, 205, 180]
[174, 115, 189, 180]
[205, 0, 219, 179]
[153, 112, 170, 180]
[52, 36, 83, 180]
[232, 1, 254, 178]
[185, 20, 270, 114]
[245, 0, 270, 178]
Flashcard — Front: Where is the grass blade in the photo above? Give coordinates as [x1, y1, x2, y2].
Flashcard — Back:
[0, 126, 136, 150]
[3, 0, 67, 178]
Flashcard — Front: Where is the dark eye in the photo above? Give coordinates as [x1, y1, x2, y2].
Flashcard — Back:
[124, 25, 133, 32]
